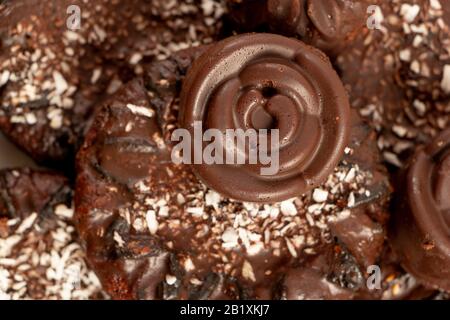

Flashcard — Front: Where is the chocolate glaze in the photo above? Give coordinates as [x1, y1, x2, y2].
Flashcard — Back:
[180, 34, 350, 203]
[391, 129, 450, 292]
[226, 0, 371, 55]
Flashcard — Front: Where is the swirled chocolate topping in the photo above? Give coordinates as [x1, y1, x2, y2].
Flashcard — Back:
[391, 129, 450, 292]
[180, 34, 350, 203]
[227, 0, 370, 55]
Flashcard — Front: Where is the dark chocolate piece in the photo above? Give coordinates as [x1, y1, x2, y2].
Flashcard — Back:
[0, 168, 104, 299]
[75, 41, 391, 300]
[391, 129, 450, 293]
[180, 33, 351, 203]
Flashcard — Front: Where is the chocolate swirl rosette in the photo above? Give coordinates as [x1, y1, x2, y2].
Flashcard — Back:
[391, 129, 450, 292]
[179, 34, 350, 203]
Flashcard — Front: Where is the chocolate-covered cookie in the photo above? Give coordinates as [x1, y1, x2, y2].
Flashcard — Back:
[226, 0, 372, 55]
[0, 168, 104, 299]
[391, 129, 450, 293]
[75, 35, 392, 300]
[0, 0, 225, 166]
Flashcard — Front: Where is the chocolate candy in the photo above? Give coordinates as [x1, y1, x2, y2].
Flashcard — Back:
[391, 129, 450, 292]
[180, 33, 350, 203]
[227, 0, 371, 55]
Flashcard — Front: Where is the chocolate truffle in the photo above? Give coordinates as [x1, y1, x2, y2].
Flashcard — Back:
[391, 129, 450, 293]
[75, 35, 392, 300]
[0, 0, 225, 166]
[0, 168, 104, 299]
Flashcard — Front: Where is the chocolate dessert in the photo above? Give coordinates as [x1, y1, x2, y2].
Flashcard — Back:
[0, 0, 448, 301]
[0, 168, 104, 299]
[391, 129, 450, 293]
[75, 34, 392, 300]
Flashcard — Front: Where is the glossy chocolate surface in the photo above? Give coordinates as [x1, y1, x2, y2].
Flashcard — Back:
[180, 34, 350, 202]
[391, 129, 450, 292]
